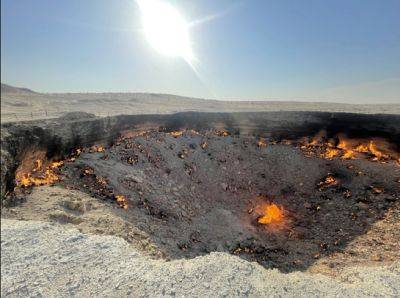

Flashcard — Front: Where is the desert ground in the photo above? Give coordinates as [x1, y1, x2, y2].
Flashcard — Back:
[2, 219, 399, 297]
[2, 83, 400, 123]
[1, 83, 400, 297]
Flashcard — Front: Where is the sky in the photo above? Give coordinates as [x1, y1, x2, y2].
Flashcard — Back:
[1, 0, 400, 103]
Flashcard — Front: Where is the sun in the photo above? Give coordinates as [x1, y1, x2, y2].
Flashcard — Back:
[137, 0, 194, 62]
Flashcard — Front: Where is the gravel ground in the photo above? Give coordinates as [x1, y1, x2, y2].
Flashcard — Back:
[2, 219, 399, 297]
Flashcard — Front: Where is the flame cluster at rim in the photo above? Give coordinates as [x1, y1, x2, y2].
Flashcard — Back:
[296, 133, 399, 163]
[15, 159, 63, 188]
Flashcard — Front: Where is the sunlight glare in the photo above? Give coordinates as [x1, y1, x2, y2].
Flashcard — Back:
[137, 0, 193, 62]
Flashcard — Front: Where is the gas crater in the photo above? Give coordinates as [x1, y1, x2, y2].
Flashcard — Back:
[2, 111, 399, 274]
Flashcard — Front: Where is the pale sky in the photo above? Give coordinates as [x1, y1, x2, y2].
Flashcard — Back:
[1, 0, 400, 103]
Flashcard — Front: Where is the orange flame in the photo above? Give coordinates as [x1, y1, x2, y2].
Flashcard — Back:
[115, 195, 129, 209]
[367, 141, 389, 160]
[15, 156, 63, 188]
[257, 203, 284, 224]
[323, 148, 340, 159]
[297, 133, 398, 163]
[257, 139, 267, 147]
[318, 174, 338, 190]
[169, 131, 183, 138]
[216, 130, 230, 137]
[17, 168, 59, 187]
[51, 161, 64, 168]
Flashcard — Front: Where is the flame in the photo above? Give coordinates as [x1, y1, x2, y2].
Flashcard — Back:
[295, 132, 398, 163]
[16, 168, 59, 187]
[257, 203, 284, 224]
[355, 144, 369, 153]
[339, 138, 392, 160]
[342, 150, 355, 160]
[15, 153, 63, 188]
[51, 161, 64, 168]
[309, 138, 319, 146]
[367, 141, 389, 160]
[323, 148, 340, 159]
[20, 174, 32, 187]
[337, 140, 355, 159]
[169, 131, 183, 138]
[216, 130, 230, 137]
[318, 174, 338, 190]
[115, 195, 129, 209]
[324, 175, 336, 185]
[257, 139, 267, 147]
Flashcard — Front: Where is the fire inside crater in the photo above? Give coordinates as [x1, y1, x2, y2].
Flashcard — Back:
[256, 203, 285, 224]
[8, 127, 400, 274]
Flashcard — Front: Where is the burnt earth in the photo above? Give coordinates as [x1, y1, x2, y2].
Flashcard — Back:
[51, 129, 400, 272]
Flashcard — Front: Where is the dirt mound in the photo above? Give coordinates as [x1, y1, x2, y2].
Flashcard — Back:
[1, 83, 36, 94]
[59, 112, 97, 121]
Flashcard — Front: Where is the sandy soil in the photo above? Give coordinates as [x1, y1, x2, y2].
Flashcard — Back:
[2, 90, 400, 123]
[2, 186, 160, 258]
[2, 219, 400, 297]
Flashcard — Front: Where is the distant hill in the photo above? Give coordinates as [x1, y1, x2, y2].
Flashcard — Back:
[1, 83, 36, 94]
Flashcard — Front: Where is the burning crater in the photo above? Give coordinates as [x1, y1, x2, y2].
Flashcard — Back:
[2, 112, 400, 273]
